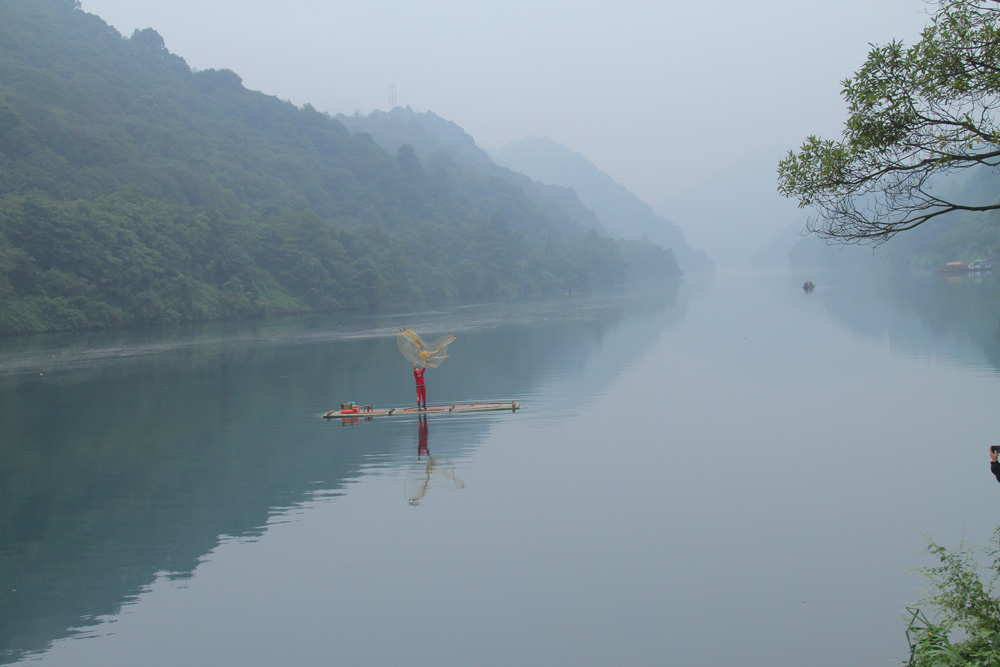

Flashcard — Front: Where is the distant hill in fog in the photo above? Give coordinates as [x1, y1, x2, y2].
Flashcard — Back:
[490, 137, 713, 273]
[751, 222, 874, 271]
[336, 108, 604, 236]
[754, 162, 1000, 272]
[657, 144, 804, 268]
[338, 107, 683, 281]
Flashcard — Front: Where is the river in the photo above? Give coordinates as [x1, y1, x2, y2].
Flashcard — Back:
[2, 267, 1000, 666]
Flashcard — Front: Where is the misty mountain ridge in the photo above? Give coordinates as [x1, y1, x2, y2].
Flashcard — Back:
[657, 142, 828, 268]
[337, 107, 605, 236]
[337, 114, 705, 273]
[490, 136, 713, 273]
[337, 107, 494, 171]
[336, 107, 685, 280]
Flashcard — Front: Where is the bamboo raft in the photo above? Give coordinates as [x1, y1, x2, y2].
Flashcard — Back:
[323, 400, 519, 419]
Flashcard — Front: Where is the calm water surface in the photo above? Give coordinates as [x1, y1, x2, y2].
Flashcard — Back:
[3, 268, 1000, 666]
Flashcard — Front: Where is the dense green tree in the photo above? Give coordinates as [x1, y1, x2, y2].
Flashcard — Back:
[778, 0, 1000, 244]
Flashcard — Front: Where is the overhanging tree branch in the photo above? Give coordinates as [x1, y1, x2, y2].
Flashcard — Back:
[779, 0, 1000, 244]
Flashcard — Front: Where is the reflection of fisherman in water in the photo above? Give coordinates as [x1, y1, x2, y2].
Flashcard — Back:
[405, 415, 464, 506]
[418, 415, 429, 459]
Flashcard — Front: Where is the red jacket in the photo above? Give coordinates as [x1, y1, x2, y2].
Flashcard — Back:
[413, 367, 425, 386]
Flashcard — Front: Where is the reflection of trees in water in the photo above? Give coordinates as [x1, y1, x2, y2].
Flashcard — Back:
[0, 285, 684, 664]
[816, 269, 1000, 373]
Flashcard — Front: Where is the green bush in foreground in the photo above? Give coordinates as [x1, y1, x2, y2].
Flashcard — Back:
[906, 527, 1000, 666]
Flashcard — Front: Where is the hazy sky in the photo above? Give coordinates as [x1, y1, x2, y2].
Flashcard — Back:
[76, 1, 932, 260]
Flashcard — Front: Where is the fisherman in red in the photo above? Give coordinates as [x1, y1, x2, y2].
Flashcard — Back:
[413, 364, 426, 410]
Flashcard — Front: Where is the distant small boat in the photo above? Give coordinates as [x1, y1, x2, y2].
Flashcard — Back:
[802, 281, 815, 293]
[324, 400, 519, 419]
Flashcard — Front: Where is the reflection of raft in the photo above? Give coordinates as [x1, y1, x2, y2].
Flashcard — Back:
[323, 401, 520, 419]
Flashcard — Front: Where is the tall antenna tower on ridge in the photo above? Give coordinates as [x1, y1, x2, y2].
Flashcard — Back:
[389, 82, 397, 110]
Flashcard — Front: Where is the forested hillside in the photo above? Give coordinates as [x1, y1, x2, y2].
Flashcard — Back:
[337, 108, 606, 236]
[338, 107, 683, 285]
[491, 136, 712, 273]
[0, 0, 674, 335]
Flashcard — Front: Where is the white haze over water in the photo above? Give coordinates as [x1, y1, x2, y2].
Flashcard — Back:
[77, 0, 931, 265]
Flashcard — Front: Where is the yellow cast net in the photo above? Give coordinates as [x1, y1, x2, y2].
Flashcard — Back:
[396, 328, 457, 368]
